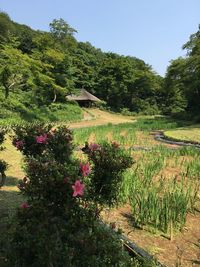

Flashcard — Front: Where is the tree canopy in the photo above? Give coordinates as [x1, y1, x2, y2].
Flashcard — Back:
[164, 25, 200, 117]
[0, 11, 199, 119]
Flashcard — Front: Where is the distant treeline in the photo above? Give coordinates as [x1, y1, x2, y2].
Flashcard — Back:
[0, 12, 199, 119]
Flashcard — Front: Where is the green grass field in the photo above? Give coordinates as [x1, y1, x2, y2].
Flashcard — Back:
[164, 125, 200, 143]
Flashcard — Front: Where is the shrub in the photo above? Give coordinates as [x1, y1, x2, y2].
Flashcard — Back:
[12, 123, 52, 157]
[120, 107, 136, 116]
[12, 123, 74, 162]
[8, 123, 136, 267]
[84, 141, 134, 206]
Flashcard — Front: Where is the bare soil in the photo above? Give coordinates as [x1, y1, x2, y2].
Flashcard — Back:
[101, 205, 200, 267]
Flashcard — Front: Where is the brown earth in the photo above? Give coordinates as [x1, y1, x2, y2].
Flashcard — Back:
[102, 205, 200, 267]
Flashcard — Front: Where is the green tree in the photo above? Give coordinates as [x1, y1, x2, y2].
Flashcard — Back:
[162, 58, 187, 114]
[0, 12, 15, 42]
[0, 44, 32, 98]
[95, 53, 162, 112]
[50, 18, 77, 39]
[164, 25, 200, 115]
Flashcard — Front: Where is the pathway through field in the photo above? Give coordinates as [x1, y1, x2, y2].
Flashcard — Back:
[68, 108, 136, 128]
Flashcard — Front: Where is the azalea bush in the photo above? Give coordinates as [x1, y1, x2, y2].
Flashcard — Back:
[85, 141, 134, 206]
[7, 123, 137, 267]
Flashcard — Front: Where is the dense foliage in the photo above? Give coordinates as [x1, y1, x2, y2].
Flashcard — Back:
[84, 141, 133, 206]
[0, 11, 163, 120]
[0, 11, 199, 121]
[7, 124, 136, 267]
[163, 25, 200, 119]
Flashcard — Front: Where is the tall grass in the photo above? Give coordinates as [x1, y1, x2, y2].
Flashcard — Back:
[74, 118, 200, 236]
[129, 177, 198, 234]
[73, 117, 186, 146]
[117, 144, 200, 237]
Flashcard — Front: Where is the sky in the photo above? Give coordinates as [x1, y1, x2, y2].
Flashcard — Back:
[0, 0, 200, 76]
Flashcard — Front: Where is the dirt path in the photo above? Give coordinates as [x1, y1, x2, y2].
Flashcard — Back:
[68, 108, 136, 129]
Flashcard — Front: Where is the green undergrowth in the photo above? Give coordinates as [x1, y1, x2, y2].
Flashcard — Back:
[0, 90, 83, 126]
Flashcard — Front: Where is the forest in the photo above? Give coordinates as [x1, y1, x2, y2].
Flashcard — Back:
[0, 11, 200, 123]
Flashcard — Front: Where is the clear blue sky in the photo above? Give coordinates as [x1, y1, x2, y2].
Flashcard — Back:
[1, 0, 200, 76]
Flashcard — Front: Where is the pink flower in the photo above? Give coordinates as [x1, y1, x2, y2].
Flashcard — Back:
[14, 140, 24, 150]
[80, 162, 90, 177]
[72, 180, 85, 197]
[20, 203, 30, 209]
[36, 134, 48, 144]
[89, 143, 100, 151]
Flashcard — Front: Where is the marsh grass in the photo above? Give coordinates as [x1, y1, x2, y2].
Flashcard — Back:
[73, 118, 200, 236]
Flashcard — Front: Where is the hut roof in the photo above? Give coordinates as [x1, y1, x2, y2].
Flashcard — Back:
[66, 89, 101, 102]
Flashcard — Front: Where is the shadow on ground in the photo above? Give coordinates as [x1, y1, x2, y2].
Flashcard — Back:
[0, 188, 23, 213]
[0, 189, 20, 267]
[3, 176, 20, 187]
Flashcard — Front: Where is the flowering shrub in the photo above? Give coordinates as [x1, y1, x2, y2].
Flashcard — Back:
[72, 179, 85, 196]
[12, 123, 52, 157]
[85, 141, 134, 206]
[8, 123, 136, 267]
[12, 123, 74, 163]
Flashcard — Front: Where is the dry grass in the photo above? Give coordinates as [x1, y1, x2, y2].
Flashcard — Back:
[0, 136, 24, 213]
[68, 108, 136, 129]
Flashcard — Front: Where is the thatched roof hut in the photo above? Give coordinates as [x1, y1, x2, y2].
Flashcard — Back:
[66, 89, 101, 107]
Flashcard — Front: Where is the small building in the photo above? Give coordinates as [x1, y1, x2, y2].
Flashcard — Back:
[66, 89, 101, 107]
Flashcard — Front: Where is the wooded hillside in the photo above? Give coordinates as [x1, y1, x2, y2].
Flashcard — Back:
[0, 12, 199, 122]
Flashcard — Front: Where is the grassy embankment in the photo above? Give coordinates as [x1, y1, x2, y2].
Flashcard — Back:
[0, 90, 83, 126]
[164, 125, 200, 143]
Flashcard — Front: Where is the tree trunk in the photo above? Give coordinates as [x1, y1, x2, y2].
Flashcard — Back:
[4, 85, 9, 99]
[52, 90, 57, 103]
